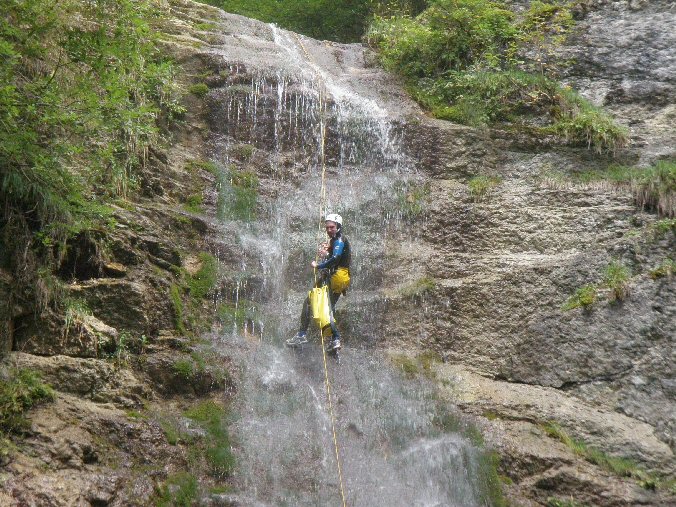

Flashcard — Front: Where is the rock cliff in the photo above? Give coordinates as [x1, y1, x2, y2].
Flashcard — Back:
[1, 0, 673, 505]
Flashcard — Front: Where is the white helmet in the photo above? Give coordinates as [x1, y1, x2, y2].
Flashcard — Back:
[325, 213, 343, 227]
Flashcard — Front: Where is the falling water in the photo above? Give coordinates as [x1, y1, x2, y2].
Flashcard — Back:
[208, 20, 491, 506]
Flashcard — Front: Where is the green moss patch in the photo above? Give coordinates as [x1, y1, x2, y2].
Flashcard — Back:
[184, 400, 235, 478]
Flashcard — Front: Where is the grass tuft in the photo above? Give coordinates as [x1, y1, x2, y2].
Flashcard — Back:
[188, 83, 210, 98]
[0, 369, 54, 434]
[468, 175, 502, 202]
[155, 472, 199, 507]
[399, 277, 435, 298]
[603, 260, 630, 302]
[649, 258, 675, 280]
[541, 421, 661, 488]
[562, 284, 597, 311]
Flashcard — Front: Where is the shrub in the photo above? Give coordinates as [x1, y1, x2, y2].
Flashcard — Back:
[0, 369, 54, 433]
[396, 181, 428, 219]
[545, 161, 674, 216]
[217, 300, 259, 330]
[186, 158, 220, 176]
[188, 83, 210, 98]
[653, 218, 676, 236]
[1, 0, 181, 316]
[229, 143, 255, 161]
[366, 0, 627, 153]
[547, 498, 587, 507]
[172, 358, 196, 379]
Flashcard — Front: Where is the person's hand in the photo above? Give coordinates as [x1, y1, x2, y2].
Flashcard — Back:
[311, 260, 318, 268]
[317, 242, 329, 257]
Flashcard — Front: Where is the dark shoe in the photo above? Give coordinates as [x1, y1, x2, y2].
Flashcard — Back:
[326, 338, 341, 352]
[286, 333, 308, 346]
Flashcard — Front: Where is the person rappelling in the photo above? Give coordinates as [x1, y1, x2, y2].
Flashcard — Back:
[286, 213, 351, 352]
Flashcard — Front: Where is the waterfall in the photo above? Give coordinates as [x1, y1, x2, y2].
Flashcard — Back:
[208, 21, 491, 506]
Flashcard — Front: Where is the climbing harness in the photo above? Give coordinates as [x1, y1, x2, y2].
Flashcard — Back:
[294, 32, 349, 507]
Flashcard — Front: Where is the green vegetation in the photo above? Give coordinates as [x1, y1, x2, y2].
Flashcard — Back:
[218, 169, 259, 221]
[391, 354, 420, 378]
[547, 498, 588, 507]
[367, 0, 627, 152]
[183, 193, 205, 214]
[169, 253, 220, 334]
[652, 218, 676, 236]
[229, 143, 255, 161]
[541, 422, 662, 488]
[561, 160, 675, 217]
[633, 160, 676, 217]
[194, 22, 218, 31]
[170, 284, 187, 334]
[562, 284, 597, 311]
[564, 260, 632, 310]
[390, 351, 441, 379]
[217, 300, 260, 330]
[186, 158, 220, 176]
[196, 1, 426, 43]
[188, 253, 219, 299]
[430, 406, 506, 506]
[603, 260, 630, 302]
[399, 276, 435, 298]
[395, 181, 428, 219]
[468, 175, 502, 202]
[184, 401, 235, 478]
[155, 472, 199, 507]
[477, 450, 508, 507]
[1, 0, 182, 316]
[62, 298, 92, 336]
[172, 358, 197, 379]
[188, 83, 210, 97]
[650, 259, 674, 280]
[0, 369, 54, 434]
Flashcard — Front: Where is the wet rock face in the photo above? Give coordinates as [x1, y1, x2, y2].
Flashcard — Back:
[563, 0, 676, 163]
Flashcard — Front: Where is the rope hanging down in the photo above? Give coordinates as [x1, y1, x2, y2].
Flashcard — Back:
[293, 32, 348, 507]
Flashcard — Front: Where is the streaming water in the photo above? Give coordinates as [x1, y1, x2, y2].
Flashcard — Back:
[209, 21, 491, 506]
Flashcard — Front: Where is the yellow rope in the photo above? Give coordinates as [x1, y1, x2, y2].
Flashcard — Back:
[294, 32, 348, 507]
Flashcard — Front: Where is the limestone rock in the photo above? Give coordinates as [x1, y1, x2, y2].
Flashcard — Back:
[14, 312, 118, 359]
[10, 352, 152, 407]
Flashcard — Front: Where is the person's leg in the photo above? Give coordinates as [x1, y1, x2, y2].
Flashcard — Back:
[299, 296, 311, 335]
[327, 290, 341, 349]
[286, 295, 310, 346]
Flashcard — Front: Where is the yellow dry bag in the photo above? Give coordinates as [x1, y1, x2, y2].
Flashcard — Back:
[308, 285, 331, 330]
